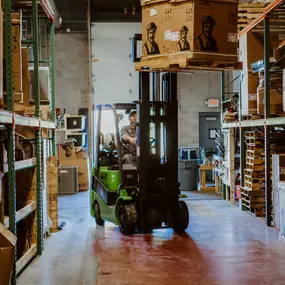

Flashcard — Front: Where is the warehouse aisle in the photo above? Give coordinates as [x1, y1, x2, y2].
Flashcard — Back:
[18, 192, 285, 285]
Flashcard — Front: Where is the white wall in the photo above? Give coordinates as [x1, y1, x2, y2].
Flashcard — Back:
[55, 33, 89, 115]
[178, 72, 220, 148]
[91, 23, 142, 105]
[89, 23, 221, 150]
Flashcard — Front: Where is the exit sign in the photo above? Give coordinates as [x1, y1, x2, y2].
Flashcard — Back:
[207, 98, 220, 108]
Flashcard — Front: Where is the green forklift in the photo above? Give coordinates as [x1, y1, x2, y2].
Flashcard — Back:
[90, 72, 189, 234]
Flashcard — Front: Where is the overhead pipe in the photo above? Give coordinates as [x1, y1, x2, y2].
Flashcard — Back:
[13, 0, 62, 29]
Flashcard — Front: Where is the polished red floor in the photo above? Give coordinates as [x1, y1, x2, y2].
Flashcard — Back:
[17, 193, 285, 285]
[94, 199, 285, 285]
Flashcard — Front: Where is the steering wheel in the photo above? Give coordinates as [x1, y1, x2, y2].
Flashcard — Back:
[150, 137, 156, 149]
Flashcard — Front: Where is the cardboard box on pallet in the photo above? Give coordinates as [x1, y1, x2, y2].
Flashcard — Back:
[141, 0, 238, 57]
[257, 87, 283, 115]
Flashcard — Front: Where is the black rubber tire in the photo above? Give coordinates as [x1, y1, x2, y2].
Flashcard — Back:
[173, 201, 189, 233]
[118, 203, 137, 235]
[94, 201, 104, 226]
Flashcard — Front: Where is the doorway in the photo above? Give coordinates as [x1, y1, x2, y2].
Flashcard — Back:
[199, 112, 220, 184]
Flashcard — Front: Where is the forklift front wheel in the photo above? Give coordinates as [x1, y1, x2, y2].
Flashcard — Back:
[173, 201, 189, 233]
[94, 201, 105, 226]
[118, 203, 137, 235]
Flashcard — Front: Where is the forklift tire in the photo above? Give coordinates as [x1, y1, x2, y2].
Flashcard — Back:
[118, 204, 137, 235]
[173, 201, 189, 233]
[94, 201, 104, 226]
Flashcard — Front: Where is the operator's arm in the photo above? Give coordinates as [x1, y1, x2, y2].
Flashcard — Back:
[121, 126, 136, 144]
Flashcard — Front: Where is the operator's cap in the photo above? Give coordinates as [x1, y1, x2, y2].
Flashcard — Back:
[180, 25, 188, 32]
[146, 22, 157, 31]
[201, 15, 215, 26]
[129, 110, 137, 118]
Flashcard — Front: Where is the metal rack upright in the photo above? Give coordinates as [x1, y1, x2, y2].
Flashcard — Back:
[1, 0, 57, 283]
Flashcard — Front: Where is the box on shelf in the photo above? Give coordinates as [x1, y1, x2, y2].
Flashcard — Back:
[141, 0, 238, 57]
[241, 71, 259, 115]
[22, 47, 30, 106]
[3, 13, 22, 95]
[67, 133, 87, 148]
[239, 31, 278, 72]
[60, 158, 90, 191]
[248, 94, 257, 115]
[0, 224, 16, 285]
[76, 150, 89, 160]
[257, 87, 282, 115]
[59, 141, 77, 161]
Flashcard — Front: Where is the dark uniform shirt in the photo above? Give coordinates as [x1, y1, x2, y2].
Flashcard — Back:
[121, 125, 136, 156]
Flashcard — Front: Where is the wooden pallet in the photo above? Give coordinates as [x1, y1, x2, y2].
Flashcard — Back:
[241, 193, 265, 204]
[244, 168, 264, 178]
[244, 181, 264, 191]
[244, 175, 265, 183]
[238, 3, 268, 31]
[245, 207, 265, 217]
[242, 198, 265, 209]
[136, 52, 242, 72]
[241, 187, 265, 197]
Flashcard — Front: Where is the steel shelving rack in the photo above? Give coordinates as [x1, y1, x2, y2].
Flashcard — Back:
[222, 0, 285, 226]
[1, 0, 56, 283]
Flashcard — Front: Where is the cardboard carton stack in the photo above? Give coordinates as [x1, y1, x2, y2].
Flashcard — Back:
[141, 0, 238, 59]
[2, 11, 51, 119]
[239, 31, 280, 116]
[59, 141, 90, 191]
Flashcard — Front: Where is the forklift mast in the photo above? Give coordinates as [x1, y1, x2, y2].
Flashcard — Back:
[136, 71, 180, 231]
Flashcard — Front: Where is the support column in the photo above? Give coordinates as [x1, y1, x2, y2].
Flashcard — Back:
[49, 22, 56, 156]
[264, 15, 272, 226]
[33, 0, 44, 253]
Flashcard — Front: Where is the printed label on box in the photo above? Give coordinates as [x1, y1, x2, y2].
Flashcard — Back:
[228, 33, 237, 43]
[171, 31, 180, 41]
[150, 8, 157, 16]
[164, 30, 172, 41]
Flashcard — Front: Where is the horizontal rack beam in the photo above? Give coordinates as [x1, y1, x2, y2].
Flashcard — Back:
[222, 117, 285, 128]
[16, 244, 37, 275]
[4, 158, 36, 173]
[0, 111, 56, 129]
[4, 201, 37, 228]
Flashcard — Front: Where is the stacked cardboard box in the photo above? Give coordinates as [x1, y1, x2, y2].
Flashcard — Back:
[141, 0, 238, 58]
[59, 142, 90, 191]
[239, 31, 279, 116]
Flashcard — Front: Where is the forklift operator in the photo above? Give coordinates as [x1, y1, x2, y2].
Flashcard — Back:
[120, 110, 137, 164]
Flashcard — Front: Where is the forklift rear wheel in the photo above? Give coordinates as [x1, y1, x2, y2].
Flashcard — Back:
[118, 204, 137, 235]
[173, 201, 189, 233]
[94, 201, 104, 226]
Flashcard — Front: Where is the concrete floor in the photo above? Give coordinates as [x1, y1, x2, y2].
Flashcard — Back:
[18, 191, 285, 285]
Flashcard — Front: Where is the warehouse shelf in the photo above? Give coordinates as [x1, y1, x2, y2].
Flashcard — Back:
[16, 244, 37, 275]
[238, 0, 285, 37]
[0, 111, 56, 129]
[223, 117, 285, 128]
[234, 0, 285, 226]
[4, 201, 37, 228]
[4, 158, 36, 173]
[1, 0, 58, 283]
